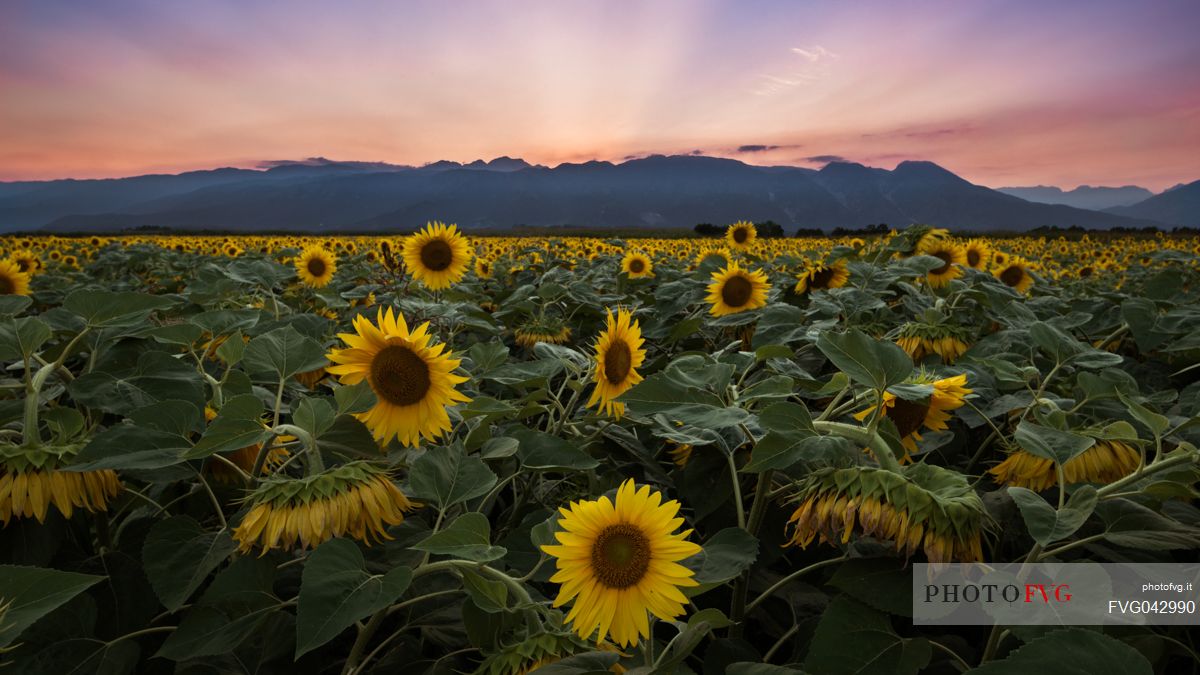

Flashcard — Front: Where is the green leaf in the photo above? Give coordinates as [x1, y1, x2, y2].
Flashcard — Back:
[0, 565, 104, 648]
[215, 329, 246, 366]
[510, 427, 599, 471]
[620, 370, 749, 430]
[1008, 486, 1098, 547]
[142, 516, 237, 611]
[692, 528, 757, 584]
[1013, 420, 1095, 464]
[294, 539, 413, 658]
[655, 608, 733, 671]
[150, 323, 203, 347]
[804, 596, 930, 675]
[1096, 499, 1200, 550]
[128, 400, 203, 437]
[242, 326, 327, 380]
[0, 295, 32, 316]
[293, 396, 336, 439]
[69, 425, 191, 470]
[1116, 391, 1169, 437]
[828, 557, 912, 617]
[525, 652, 620, 674]
[728, 665, 805, 675]
[63, 290, 176, 328]
[0, 316, 52, 360]
[334, 380, 376, 415]
[737, 375, 795, 405]
[155, 557, 279, 660]
[408, 444, 498, 509]
[816, 329, 913, 391]
[1028, 321, 1083, 363]
[184, 394, 271, 459]
[69, 351, 205, 415]
[460, 568, 508, 612]
[412, 512, 507, 562]
[965, 628, 1152, 675]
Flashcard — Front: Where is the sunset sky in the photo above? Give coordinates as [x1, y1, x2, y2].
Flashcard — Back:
[1, 0, 1197, 190]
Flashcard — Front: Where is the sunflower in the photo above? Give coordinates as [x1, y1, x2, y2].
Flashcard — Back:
[620, 252, 654, 279]
[963, 239, 992, 270]
[785, 464, 984, 563]
[296, 246, 337, 288]
[895, 321, 971, 364]
[667, 443, 693, 468]
[989, 439, 1140, 491]
[919, 239, 966, 288]
[232, 462, 416, 554]
[11, 251, 41, 275]
[402, 221, 472, 290]
[705, 263, 770, 316]
[1, 442, 122, 524]
[514, 316, 573, 349]
[587, 308, 646, 419]
[0, 260, 31, 296]
[541, 479, 702, 647]
[993, 257, 1034, 294]
[725, 221, 757, 251]
[474, 256, 494, 279]
[326, 307, 471, 447]
[854, 373, 971, 462]
[794, 260, 850, 294]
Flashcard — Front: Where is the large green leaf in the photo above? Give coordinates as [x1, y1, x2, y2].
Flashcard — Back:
[242, 325, 327, 381]
[69, 351, 205, 416]
[0, 565, 104, 648]
[816, 329, 913, 391]
[965, 628, 1152, 675]
[62, 290, 176, 328]
[692, 527, 757, 584]
[804, 596, 930, 675]
[142, 516, 237, 611]
[412, 512, 507, 562]
[156, 557, 278, 660]
[510, 427, 599, 470]
[294, 538, 412, 658]
[1009, 486, 1098, 547]
[1013, 420, 1095, 465]
[408, 444, 498, 509]
[0, 316, 52, 360]
[68, 425, 191, 470]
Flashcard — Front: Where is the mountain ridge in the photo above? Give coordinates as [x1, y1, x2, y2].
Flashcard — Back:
[0, 155, 1176, 233]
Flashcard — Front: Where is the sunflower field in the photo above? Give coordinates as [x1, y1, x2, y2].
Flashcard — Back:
[1, 223, 1200, 674]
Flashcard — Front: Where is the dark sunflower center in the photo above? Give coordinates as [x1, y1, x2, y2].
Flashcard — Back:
[591, 523, 651, 589]
[733, 228, 749, 243]
[306, 257, 327, 277]
[966, 249, 981, 267]
[629, 259, 645, 273]
[420, 239, 453, 271]
[16, 259, 31, 273]
[721, 275, 754, 307]
[1079, 266, 1093, 278]
[0, 274, 13, 295]
[888, 397, 930, 438]
[604, 340, 633, 384]
[930, 252, 954, 275]
[999, 265, 1024, 287]
[810, 266, 836, 290]
[369, 344, 431, 406]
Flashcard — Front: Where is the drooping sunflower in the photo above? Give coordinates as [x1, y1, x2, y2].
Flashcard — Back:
[0, 260, 31, 296]
[232, 462, 416, 554]
[989, 439, 1140, 491]
[326, 307, 471, 447]
[514, 316, 573, 349]
[706, 263, 770, 316]
[541, 479, 702, 648]
[793, 260, 850, 295]
[1, 442, 121, 524]
[994, 257, 1034, 294]
[402, 221, 472, 290]
[919, 239, 966, 288]
[667, 443, 693, 468]
[963, 239, 992, 270]
[587, 308, 646, 419]
[725, 221, 757, 251]
[620, 252, 654, 279]
[785, 464, 985, 563]
[854, 373, 971, 462]
[296, 246, 337, 288]
[895, 321, 971, 364]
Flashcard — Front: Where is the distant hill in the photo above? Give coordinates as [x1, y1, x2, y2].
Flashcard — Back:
[996, 185, 1153, 210]
[1106, 179, 1200, 227]
[0, 155, 1169, 233]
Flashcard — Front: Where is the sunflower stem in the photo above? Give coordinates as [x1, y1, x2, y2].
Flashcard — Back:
[271, 423, 322, 476]
[22, 327, 90, 447]
[811, 420, 903, 474]
[725, 449, 746, 529]
[728, 469, 776, 638]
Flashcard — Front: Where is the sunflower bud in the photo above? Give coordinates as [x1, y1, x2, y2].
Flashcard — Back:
[785, 464, 985, 564]
[232, 462, 417, 554]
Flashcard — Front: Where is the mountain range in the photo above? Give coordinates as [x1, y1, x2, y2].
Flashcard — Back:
[0, 155, 1192, 233]
[995, 185, 1153, 210]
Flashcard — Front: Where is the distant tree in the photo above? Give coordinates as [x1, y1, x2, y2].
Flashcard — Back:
[755, 220, 785, 238]
[793, 227, 825, 237]
[693, 223, 722, 236]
